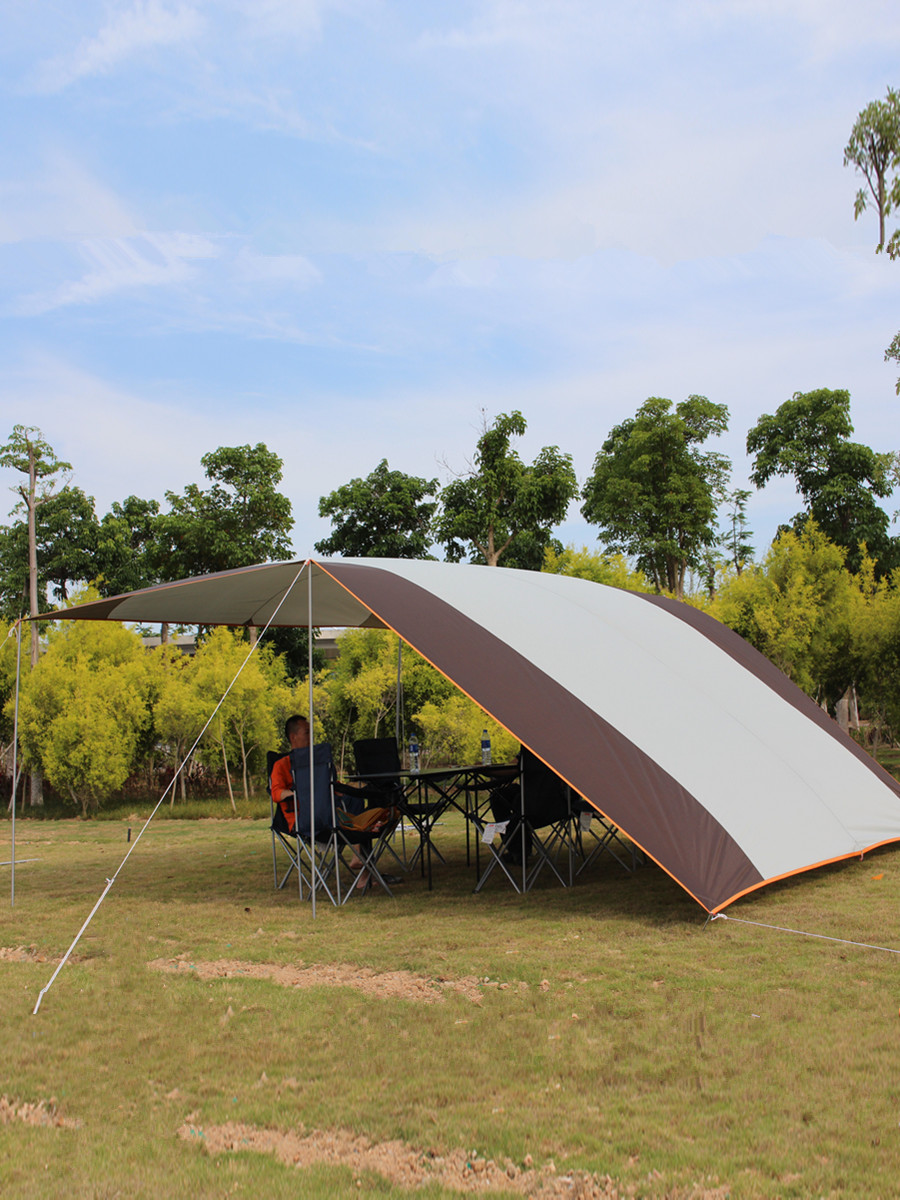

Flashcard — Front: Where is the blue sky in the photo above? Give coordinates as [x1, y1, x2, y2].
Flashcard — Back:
[1, 0, 899, 563]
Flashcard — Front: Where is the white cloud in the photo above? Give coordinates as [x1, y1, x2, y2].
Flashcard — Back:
[33, 0, 203, 93]
[16, 231, 220, 314]
[0, 156, 138, 245]
[234, 248, 322, 287]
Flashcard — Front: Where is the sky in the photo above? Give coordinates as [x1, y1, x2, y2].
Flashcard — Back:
[1, 0, 899, 564]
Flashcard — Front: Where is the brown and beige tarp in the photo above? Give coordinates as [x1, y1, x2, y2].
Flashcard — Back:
[49, 557, 900, 912]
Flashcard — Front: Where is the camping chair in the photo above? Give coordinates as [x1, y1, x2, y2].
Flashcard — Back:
[353, 737, 451, 884]
[474, 748, 577, 893]
[268, 746, 338, 901]
[572, 799, 643, 875]
[269, 743, 396, 903]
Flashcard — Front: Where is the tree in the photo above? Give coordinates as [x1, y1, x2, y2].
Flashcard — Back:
[15, 600, 153, 816]
[414, 694, 518, 768]
[851, 559, 900, 746]
[542, 544, 650, 592]
[746, 388, 895, 573]
[190, 628, 291, 809]
[844, 89, 900, 391]
[580, 395, 731, 600]
[95, 495, 161, 596]
[0, 426, 74, 807]
[844, 87, 900, 255]
[313, 629, 454, 774]
[316, 459, 439, 559]
[156, 444, 294, 580]
[0, 487, 102, 619]
[0, 427, 72, 637]
[720, 488, 755, 576]
[435, 411, 577, 568]
[709, 522, 857, 709]
[150, 644, 210, 805]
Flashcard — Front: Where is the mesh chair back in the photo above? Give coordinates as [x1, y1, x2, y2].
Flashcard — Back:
[290, 743, 336, 838]
[521, 748, 571, 827]
[354, 737, 402, 780]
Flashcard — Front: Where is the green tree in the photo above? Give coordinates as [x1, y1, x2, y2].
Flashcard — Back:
[435, 411, 578, 568]
[851, 559, 900, 746]
[0, 426, 72, 634]
[414, 694, 518, 767]
[542, 544, 650, 591]
[313, 629, 454, 775]
[844, 87, 900, 255]
[0, 486, 101, 618]
[709, 523, 857, 708]
[719, 488, 755, 576]
[0, 426, 74, 808]
[581, 395, 731, 600]
[844, 89, 900, 391]
[191, 628, 290, 808]
[156, 443, 294, 580]
[15, 601, 153, 815]
[150, 644, 210, 804]
[746, 387, 895, 573]
[95, 495, 161, 596]
[316, 458, 439, 559]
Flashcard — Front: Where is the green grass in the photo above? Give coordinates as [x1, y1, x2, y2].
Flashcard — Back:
[2, 811, 900, 1198]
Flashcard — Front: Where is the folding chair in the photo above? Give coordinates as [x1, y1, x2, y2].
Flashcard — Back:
[268, 745, 339, 901]
[353, 737, 450, 884]
[474, 748, 577, 893]
[572, 799, 642, 875]
[269, 743, 395, 903]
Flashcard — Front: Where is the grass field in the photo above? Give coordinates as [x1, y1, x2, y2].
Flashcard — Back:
[1, 809, 899, 1198]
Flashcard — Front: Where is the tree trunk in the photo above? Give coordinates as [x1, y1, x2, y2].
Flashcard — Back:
[221, 741, 236, 813]
[27, 460, 45, 807]
[238, 729, 250, 801]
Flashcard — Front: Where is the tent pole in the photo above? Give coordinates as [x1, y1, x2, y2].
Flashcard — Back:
[395, 639, 402, 746]
[307, 561, 316, 917]
[10, 619, 22, 907]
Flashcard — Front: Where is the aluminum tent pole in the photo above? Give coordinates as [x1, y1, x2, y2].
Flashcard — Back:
[395, 638, 402, 746]
[10, 620, 22, 907]
[307, 561, 315, 916]
[395, 637, 406, 862]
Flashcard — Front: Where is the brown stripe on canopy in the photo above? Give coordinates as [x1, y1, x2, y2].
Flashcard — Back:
[321, 561, 763, 912]
[637, 593, 900, 801]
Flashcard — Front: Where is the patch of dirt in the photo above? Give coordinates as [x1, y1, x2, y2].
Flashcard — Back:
[0, 945, 62, 965]
[148, 955, 487, 1003]
[0, 1095, 81, 1130]
[179, 1122, 731, 1197]
[178, 1120, 621, 1195]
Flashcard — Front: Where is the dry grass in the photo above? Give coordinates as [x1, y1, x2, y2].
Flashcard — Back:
[1, 810, 899, 1198]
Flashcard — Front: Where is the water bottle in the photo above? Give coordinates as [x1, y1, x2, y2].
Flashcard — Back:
[409, 738, 420, 774]
[480, 728, 491, 765]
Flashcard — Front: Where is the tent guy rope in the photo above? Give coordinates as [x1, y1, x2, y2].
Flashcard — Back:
[31, 563, 307, 1015]
[711, 912, 900, 956]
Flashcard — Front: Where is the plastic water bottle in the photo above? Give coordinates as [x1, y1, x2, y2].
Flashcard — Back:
[409, 738, 420, 774]
[481, 728, 491, 765]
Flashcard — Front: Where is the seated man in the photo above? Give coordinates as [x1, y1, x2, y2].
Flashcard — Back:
[271, 715, 398, 887]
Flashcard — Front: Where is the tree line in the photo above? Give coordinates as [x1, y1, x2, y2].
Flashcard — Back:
[4, 68, 900, 812]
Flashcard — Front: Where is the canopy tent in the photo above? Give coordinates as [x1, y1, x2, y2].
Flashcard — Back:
[48, 557, 900, 913]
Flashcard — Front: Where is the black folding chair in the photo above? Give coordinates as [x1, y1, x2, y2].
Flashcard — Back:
[572, 799, 642, 875]
[353, 737, 450, 884]
[269, 743, 395, 903]
[268, 745, 338, 901]
[474, 748, 576, 893]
